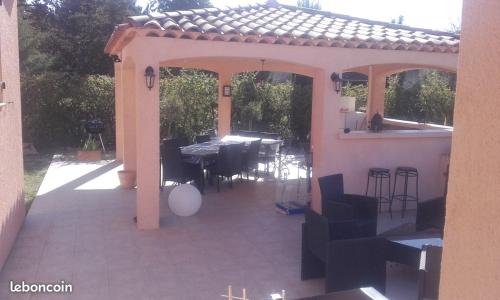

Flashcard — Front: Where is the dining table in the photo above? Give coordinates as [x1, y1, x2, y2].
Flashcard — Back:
[223, 135, 283, 174]
[180, 135, 283, 193]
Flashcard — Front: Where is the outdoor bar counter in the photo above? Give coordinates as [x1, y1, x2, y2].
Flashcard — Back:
[338, 129, 452, 140]
[327, 120, 452, 211]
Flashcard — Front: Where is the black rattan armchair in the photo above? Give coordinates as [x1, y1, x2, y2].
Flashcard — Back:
[301, 208, 388, 293]
[318, 174, 378, 237]
[160, 139, 201, 189]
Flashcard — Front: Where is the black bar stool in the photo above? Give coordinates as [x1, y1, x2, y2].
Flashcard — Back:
[365, 168, 392, 218]
[392, 166, 419, 218]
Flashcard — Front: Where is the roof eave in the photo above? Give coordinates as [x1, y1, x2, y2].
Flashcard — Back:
[104, 24, 131, 55]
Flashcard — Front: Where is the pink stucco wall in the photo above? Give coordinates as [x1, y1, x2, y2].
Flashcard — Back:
[335, 130, 451, 209]
[0, 0, 25, 270]
[439, 0, 500, 298]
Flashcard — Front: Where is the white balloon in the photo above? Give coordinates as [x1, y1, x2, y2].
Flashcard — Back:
[168, 184, 202, 217]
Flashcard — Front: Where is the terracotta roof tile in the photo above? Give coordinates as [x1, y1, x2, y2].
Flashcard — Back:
[111, 3, 459, 53]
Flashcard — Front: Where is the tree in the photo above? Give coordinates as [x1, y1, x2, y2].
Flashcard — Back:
[147, 0, 211, 12]
[419, 71, 455, 125]
[342, 82, 368, 111]
[23, 0, 140, 75]
[160, 69, 218, 141]
[297, 0, 321, 9]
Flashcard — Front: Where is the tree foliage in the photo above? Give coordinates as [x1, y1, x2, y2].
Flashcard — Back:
[21, 0, 140, 76]
[384, 71, 455, 125]
[147, 0, 211, 12]
[22, 73, 115, 150]
[159, 69, 218, 142]
[341, 70, 456, 126]
[231, 73, 311, 143]
[342, 82, 368, 111]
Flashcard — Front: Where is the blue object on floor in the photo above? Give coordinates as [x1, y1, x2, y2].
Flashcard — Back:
[276, 201, 306, 215]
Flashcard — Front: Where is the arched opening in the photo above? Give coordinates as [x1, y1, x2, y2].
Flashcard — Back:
[384, 69, 456, 126]
[341, 67, 457, 130]
[231, 71, 313, 147]
[158, 66, 218, 144]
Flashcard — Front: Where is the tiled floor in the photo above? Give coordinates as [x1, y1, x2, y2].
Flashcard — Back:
[0, 159, 418, 300]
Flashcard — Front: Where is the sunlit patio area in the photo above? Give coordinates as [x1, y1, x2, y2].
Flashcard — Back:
[0, 158, 420, 299]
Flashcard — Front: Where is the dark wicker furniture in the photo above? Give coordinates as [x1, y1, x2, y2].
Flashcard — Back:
[301, 208, 388, 293]
[318, 174, 378, 237]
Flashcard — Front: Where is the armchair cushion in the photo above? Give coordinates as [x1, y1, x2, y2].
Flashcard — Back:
[326, 237, 388, 293]
[323, 201, 355, 221]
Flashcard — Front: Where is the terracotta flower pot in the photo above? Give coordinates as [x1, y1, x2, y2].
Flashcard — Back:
[77, 150, 102, 161]
[118, 170, 136, 189]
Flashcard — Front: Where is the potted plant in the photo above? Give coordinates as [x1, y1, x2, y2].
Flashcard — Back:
[118, 169, 136, 189]
[77, 136, 102, 161]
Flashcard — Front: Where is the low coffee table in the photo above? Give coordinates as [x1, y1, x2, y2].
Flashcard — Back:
[387, 236, 443, 268]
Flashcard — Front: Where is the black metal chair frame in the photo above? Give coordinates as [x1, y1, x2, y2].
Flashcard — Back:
[365, 168, 392, 218]
[391, 167, 419, 218]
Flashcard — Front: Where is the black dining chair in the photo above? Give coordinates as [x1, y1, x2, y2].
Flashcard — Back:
[242, 139, 261, 180]
[202, 129, 216, 137]
[209, 143, 244, 192]
[195, 135, 211, 144]
[176, 136, 190, 147]
[160, 138, 201, 190]
[259, 132, 279, 140]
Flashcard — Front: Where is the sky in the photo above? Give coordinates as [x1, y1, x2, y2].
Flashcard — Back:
[161, 0, 464, 31]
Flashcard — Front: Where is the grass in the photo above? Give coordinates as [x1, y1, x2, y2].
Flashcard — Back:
[24, 154, 52, 212]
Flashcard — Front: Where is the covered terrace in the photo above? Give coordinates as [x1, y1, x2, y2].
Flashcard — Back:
[105, 1, 458, 229]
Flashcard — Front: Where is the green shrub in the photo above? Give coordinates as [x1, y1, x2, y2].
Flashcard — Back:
[232, 72, 312, 143]
[159, 69, 218, 142]
[22, 73, 115, 151]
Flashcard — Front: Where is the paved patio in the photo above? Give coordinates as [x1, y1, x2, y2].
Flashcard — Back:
[0, 159, 418, 299]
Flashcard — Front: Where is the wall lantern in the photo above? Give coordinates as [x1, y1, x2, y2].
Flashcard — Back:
[330, 72, 343, 94]
[144, 66, 155, 90]
[111, 55, 121, 63]
[223, 85, 232, 97]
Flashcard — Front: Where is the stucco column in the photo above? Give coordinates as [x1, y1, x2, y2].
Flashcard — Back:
[310, 70, 341, 213]
[122, 58, 137, 173]
[114, 62, 124, 162]
[217, 72, 232, 136]
[366, 66, 386, 120]
[134, 62, 160, 230]
[439, 0, 500, 298]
